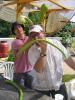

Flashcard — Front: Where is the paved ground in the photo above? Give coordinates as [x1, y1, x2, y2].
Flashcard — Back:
[63, 57, 75, 75]
[0, 90, 54, 100]
[0, 57, 75, 100]
[0, 75, 54, 100]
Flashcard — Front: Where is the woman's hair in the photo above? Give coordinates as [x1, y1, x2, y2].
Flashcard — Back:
[11, 22, 24, 34]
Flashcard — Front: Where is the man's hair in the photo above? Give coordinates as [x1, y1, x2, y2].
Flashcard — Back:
[11, 22, 24, 34]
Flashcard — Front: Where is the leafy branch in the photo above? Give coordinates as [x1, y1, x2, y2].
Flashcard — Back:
[16, 38, 67, 59]
[5, 80, 23, 100]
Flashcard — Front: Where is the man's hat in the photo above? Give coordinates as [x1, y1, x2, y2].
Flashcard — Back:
[29, 25, 43, 33]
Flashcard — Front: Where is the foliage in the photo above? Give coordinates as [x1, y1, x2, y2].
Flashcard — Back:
[7, 49, 14, 61]
[18, 15, 33, 36]
[16, 38, 67, 59]
[69, 39, 75, 55]
[71, 32, 75, 37]
[63, 74, 75, 82]
[28, 11, 74, 47]
[70, 23, 75, 37]
[0, 5, 75, 40]
[14, 4, 48, 36]
[22, 19, 30, 36]
[28, 11, 40, 24]
[5, 80, 23, 100]
[0, 17, 32, 37]
[55, 23, 73, 47]
[28, 4, 48, 25]
[23, 17, 34, 36]
[0, 19, 11, 37]
[39, 4, 48, 24]
[71, 39, 75, 48]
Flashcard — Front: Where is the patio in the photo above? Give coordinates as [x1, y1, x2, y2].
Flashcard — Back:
[0, 90, 54, 100]
[0, 75, 54, 100]
[0, 57, 75, 100]
[0, 0, 75, 99]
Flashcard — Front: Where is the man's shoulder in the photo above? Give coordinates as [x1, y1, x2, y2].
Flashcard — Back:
[46, 37, 58, 41]
[46, 37, 62, 46]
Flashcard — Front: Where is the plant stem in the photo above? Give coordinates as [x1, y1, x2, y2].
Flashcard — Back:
[5, 80, 23, 100]
[17, 38, 67, 59]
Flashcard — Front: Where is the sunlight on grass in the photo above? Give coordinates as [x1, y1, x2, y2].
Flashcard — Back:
[63, 74, 75, 82]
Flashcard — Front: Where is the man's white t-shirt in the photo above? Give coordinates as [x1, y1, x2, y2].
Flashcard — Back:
[28, 38, 69, 91]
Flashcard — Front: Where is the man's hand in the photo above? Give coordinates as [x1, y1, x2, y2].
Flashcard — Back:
[37, 42, 47, 54]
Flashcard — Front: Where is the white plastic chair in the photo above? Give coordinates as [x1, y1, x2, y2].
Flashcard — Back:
[0, 61, 3, 65]
[67, 79, 75, 100]
[0, 61, 14, 80]
[0, 62, 2, 65]
[69, 79, 75, 100]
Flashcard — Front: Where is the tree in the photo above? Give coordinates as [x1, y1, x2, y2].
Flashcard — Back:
[0, 19, 11, 37]
[55, 23, 73, 47]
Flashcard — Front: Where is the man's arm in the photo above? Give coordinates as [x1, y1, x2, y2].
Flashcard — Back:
[65, 57, 75, 70]
[34, 42, 47, 73]
[34, 55, 46, 73]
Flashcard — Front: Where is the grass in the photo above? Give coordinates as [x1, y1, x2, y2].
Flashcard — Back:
[63, 74, 75, 82]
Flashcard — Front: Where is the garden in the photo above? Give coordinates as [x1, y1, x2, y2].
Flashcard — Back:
[0, 13, 75, 82]
[0, 1, 75, 100]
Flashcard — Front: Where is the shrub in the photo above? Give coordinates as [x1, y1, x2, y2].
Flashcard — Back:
[55, 23, 73, 47]
[7, 49, 14, 61]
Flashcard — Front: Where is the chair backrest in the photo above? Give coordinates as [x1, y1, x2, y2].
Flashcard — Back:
[70, 79, 75, 99]
[67, 79, 75, 100]
[0, 62, 3, 65]
[0, 61, 14, 80]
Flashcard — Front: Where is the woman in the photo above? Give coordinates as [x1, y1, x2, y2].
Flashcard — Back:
[11, 22, 33, 88]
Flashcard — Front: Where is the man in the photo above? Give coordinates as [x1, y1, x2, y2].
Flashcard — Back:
[28, 25, 75, 100]
[11, 22, 33, 88]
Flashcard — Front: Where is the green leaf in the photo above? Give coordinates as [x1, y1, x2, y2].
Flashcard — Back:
[39, 4, 48, 23]
[5, 80, 23, 100]
[16, 38, 67, 59]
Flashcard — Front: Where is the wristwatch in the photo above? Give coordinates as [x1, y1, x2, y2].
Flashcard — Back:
[40, 53, 46, 57]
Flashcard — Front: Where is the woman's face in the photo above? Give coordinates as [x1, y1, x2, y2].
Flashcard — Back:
[14, 25, 24, 38]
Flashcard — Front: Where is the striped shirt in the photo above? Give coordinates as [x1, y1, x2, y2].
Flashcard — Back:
[28, 38, 69, 91]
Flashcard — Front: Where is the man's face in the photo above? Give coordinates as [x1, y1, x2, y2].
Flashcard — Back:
[29, 31, 44, 39]
[29, 31, 45, 46]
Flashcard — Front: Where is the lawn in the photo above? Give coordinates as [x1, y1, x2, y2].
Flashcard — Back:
[63, 74, 75, 82]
